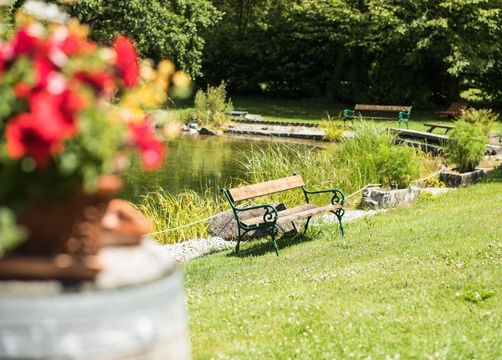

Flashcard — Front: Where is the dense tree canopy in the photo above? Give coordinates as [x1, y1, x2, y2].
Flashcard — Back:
[4, 0, 501, 105]
[8, 0, 222, 77]
[202, 0, 502, 106]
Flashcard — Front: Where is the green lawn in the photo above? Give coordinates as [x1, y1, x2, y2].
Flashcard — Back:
[231, 96, 502, 135]
[184, 170, 502, 359]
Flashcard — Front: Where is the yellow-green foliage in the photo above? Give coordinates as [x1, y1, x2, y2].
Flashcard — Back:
[194, 83, 233, 128]
[447, 121, 486, 172]
[136, 189, 226, 244]
[375, 145, 420, 188]
[457, 108, 499, 138]
[320, 115, 344, 141]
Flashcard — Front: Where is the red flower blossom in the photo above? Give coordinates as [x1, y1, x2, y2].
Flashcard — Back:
[128, 120, 165, 170]
[113, 36, 140, 88]
[0, 42, 14, 79]
[74, 71, 116, 95]
[29, 90, 77, 137]
[34, 56, 56, 89]
[14, 82, 32, 98]
[6, 113, 58, 167]
[12, 27, 39, 55]
[60, 33, 82, 56]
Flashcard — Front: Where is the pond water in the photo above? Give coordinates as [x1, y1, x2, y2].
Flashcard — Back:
[121, 135, 318, 202]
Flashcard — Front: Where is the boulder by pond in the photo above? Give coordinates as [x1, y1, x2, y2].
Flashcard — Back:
[208, 203, 297, 240]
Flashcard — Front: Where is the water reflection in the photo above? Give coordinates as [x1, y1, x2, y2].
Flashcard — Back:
[121, 135, 318, 202]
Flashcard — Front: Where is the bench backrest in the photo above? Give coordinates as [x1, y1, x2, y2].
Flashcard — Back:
[228, 175, 305, 202]
[355, 104, 411, 112]
[446, 102, 468, 112]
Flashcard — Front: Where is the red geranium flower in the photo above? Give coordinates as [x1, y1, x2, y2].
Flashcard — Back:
[113, 36, 140, 88]
[14, 82, 32, 98]
[74, 71, 116, 95]
[34, 56, 56, 89]
[6, 113, 59, 168]
[128, 120, 165, 170]
[29, 90, 77, 137]
[12, 27, 39, 56]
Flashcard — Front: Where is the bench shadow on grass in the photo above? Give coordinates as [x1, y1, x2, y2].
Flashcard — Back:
[225, 229, 322, 258]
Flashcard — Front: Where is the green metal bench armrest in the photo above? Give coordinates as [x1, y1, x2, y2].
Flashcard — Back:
[342, 109, 360, 121]
[234, 203, 279, 231]
[221, 188, 278, 229]
[302, 187, 345, 206]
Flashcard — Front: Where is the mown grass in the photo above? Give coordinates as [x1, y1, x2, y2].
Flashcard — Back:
[184, 170, 502, 359]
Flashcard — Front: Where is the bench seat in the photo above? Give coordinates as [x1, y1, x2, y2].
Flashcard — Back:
[242, 203, 341, 227]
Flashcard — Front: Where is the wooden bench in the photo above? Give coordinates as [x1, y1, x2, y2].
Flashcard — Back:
[436, 102, 468, 118]
[342, 104, 412, 128]
[222, 175, 345, 256]
[423, 122, 456, 134]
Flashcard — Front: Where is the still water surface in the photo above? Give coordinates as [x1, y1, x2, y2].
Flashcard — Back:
[121, 135, 317, 202]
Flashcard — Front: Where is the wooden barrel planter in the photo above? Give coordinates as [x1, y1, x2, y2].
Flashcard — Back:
[0, 251, 191, 359]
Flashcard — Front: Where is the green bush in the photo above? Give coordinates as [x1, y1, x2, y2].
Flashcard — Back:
[194, 83, 233, 128]
[457, 108, 499, 138]
[374, 145, 420, 189]
[447, 121, 486, 172]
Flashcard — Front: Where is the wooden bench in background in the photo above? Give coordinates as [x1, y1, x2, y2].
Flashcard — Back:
[436, 102, 468, 118]
[423, 122, 456, 134]
[343, 104, 412, 128]
[222, 175, 345, 256]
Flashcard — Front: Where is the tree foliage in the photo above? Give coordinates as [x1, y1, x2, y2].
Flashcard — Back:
[202, 0, 502, 105]
[8, 0, 222, 77]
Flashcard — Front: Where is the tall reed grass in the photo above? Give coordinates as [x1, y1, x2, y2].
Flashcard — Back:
[136, 188, 226, 244]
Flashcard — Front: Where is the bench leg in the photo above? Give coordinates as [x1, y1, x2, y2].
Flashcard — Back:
[269, 225, 280, 256]
[332, 209, 345, 237]
[236, 228, 244, 255]
[303, 216, 312, 236]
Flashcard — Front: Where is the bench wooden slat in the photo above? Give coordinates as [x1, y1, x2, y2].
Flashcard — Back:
[228, 175, 305, 202]
[423, 122, 455, 129]
[242, 204, 315, 226]
[355, 104, 411, 112]
[278, 204, 341, 224]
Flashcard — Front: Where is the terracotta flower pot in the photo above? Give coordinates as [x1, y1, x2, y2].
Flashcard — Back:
[0, 176, 122, 281]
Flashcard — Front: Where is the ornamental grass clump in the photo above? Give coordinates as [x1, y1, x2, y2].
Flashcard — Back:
[194, 82, 233, 128]
[320, 114, 344, 142]
[457, 108, 498, 138]
[447, 121, 486, 172]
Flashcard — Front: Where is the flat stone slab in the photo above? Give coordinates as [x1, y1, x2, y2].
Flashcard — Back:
[225, 124, 325, 140]
[439, 169, 486, 187]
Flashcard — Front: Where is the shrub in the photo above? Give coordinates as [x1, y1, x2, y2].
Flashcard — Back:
[457, 108, 499, 138]
[194, 83, 233, 128]
[375, 145, 420, 189]
[447, 121, 486, 172]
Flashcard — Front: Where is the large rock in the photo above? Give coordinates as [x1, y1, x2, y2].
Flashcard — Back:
[208, 203, 297, 240]
[361, 186, 421, 210]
